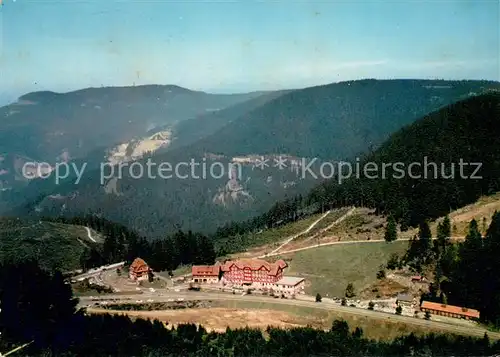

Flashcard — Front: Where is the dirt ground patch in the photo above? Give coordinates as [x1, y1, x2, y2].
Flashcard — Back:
[86, 302, 478, 341]
[442, 194, 500, 236]
[86, 307, 321, 332]
[401, 193, 500, 239]
[359, 278, 408, 300]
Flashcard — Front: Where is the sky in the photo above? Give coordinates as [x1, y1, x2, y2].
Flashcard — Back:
[0, 0, 498, 103]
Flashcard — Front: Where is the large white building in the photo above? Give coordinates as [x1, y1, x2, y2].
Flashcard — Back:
[272, 277, 305, 296]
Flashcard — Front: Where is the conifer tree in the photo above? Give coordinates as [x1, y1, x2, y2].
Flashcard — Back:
[436, 215, 451, 255]
[384, 215, 398, 242]
[345, 283, 356, 298]
[418, 220, 432, 253]
[481, 212, 500, 325]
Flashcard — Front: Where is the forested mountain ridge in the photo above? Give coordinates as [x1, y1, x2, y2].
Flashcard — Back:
[178, 79, 500, 160]
[205, 92, 500, 252]
[307, 92, 500, 227]
[5, 80, 499, 238]
[0, 85, 269, 197]
[156, 89, 292, 152]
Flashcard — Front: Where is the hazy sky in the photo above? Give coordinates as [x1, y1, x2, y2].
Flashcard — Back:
[0, 0, 498, 103]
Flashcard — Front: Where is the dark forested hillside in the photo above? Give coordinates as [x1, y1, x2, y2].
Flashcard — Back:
[402, 213, 500, 327]
[308, 92, 500, 227]
[0, 214, 217, 273]
[181, 79, 500, 160]
[159, 89, 291, 151]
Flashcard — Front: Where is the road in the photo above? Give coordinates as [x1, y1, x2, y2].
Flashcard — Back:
[78, 290, 500, 340]
[71, 262, 126, 281]
[266, 238, 411, 257]
[263, 236, 466, 258]
[85, 227, 97, 242]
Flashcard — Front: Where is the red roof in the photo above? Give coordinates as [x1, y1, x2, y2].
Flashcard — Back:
[129, 258, 150, 273]
[421, 301, 480, 319]
[192, 265, 220, 276]
[221, 259, 287, 276]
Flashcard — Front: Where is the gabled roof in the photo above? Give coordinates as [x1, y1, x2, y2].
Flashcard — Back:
[192, 265, 220, 276]
[130, 258, 150, 273]
[221, 259, 287, 276]
[275, 276, 304, 286]
[421, 301, 480, 319]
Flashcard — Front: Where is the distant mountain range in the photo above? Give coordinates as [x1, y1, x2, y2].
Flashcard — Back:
[2, 79, 499, 238]
[0, 85, 275, 192]
[0, 85, 266, 162]
[181, 79, 500, 160]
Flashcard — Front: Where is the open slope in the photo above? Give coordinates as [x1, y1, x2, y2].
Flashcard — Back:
[274, 241, 409, 296]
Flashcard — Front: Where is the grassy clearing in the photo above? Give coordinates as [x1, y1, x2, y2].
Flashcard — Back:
[325, 209, 388, 239]
[157, 265, 192, 280]
[437, 192, 500, 236]
[275, 241, 409, 297]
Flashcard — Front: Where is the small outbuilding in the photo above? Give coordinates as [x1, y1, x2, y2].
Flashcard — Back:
[396, 293, 414, 307]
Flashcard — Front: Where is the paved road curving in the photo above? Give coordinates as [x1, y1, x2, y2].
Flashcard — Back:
[265, 236, 466, 257]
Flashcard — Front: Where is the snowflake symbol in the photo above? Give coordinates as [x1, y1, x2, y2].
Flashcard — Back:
[273, 156, 287, 170]
[253, 156, 270, 170]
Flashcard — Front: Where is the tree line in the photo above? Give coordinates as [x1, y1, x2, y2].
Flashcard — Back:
[386, 211, 500, 327]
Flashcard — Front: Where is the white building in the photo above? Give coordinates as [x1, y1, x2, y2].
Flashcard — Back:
[272, 277, 305, 296]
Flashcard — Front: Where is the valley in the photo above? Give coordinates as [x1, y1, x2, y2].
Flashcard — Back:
[2, 2, 500, 356]
[4, 80, 499, 239]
